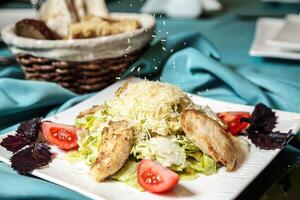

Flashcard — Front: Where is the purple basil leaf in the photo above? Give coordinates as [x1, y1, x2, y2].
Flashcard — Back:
[10, 142, 52, 175]
[269, 130, 293, 146]
[248, 132, 282, 150]
[248, 131, 293, 150]
[16, 117, 42, 142]
[0, 135, 31, 153]
[245, 103, 277, 133]
[243, 104, 294, 150]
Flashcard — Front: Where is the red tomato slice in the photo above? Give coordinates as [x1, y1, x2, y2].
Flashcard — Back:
[41, 121, 78, 150]
[137, 159, 179, 193]
[218, 112, 251, 135]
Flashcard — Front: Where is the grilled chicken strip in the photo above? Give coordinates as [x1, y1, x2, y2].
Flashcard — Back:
[90, 120, 134, 181]
[77, 105, 103, 118]
[180, 109, 249, 171]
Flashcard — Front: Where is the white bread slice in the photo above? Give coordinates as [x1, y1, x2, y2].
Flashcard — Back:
[38, 0, 77, 38]
[72, 0, 88, 21]
[85, 0, 109, 17]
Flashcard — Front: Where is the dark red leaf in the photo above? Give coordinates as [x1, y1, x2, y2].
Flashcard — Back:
[10, 142, 52, 175]
[242, 103, 277, 134]
[0, 135, 31, 153]
[243, 104, 293, 150]
[16, 117, 42, 142]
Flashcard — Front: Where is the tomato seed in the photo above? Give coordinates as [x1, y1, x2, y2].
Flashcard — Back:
[156, 175, 161, 181]
[146, 178, 152, 184]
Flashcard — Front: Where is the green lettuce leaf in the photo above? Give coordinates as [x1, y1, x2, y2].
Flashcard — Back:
[111, 160, 144, 191]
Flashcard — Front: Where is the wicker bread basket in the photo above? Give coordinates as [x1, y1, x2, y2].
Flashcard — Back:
[16, 51, 140, 93]
[1, 13, 155, 93]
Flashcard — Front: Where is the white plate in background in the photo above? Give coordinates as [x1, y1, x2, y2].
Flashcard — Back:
[1, 77, 300, 200]
[262, 0, 300, 3]
[250, 18, 300, 60]
[267, 15, 300, 51]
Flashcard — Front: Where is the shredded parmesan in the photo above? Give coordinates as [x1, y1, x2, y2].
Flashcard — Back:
[105, 80, 194, 141]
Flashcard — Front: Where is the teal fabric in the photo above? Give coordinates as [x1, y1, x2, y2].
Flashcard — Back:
[1, 0, 300, 199]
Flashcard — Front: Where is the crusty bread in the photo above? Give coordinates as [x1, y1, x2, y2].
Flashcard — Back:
[85, 0, 109, 18]
[69, 16, 141, 39]
[72, 0, 88, 20]
[15, 19, 60, 40]
[38, 0, 77, 38]
[37, 0, 110, 38]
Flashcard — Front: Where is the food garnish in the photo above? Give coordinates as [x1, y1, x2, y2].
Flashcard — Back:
[242, 103, 293, 150]
[137, 159, 179, 193]
[0, 135, 31, 153]
[243, 103, 277, 133]
[0, 118, 42, 152]
[0, 118, 52, 174]
[218, 112, 251, 135]
[11, 142, 52, 175]
[16, 117, 42, 142]
[41, 121, 78, 151]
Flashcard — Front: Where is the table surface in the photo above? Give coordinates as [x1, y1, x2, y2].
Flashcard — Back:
[0, 0, 300, 199]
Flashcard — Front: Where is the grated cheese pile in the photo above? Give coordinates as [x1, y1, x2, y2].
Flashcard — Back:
[105, 81, 194, 141]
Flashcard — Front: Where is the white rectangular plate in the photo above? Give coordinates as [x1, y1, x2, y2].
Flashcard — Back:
[249, 17, 300, 60]
[1, 77, 300, 200]
[262, 0, 300, 3]
[267, 15, 300, 51]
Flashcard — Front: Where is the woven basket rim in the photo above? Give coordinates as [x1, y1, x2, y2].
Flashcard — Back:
[1, 12, 155, 49]
[16, 52, 140, 93]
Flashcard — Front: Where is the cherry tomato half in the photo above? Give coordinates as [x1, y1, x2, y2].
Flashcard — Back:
[137, 159, 179, 193]
[41, 121, 78, 151]
[218, 112, 251, 135]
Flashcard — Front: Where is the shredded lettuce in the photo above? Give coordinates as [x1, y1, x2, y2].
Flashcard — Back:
[110, 159, 144, 191]
[66, 132, 102, 166]
[133, 136, 217, 177]
[67, 114, 105, 166]
[173, 136, 217, 176]
[132, 137, 186, 168]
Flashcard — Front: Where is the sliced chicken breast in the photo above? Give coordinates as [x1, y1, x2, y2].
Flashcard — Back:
[180, 109, 249, 171]
[90, 120, 133, 181]
[77, 105, 103, 118]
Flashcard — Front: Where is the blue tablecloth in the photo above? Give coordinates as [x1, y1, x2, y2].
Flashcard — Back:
[1, 0, 300, 199]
